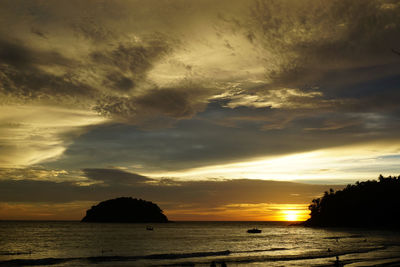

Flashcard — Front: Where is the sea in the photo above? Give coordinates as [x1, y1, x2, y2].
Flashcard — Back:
[1, 221, 400, 266]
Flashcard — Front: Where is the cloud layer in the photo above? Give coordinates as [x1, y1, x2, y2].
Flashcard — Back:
[1, 0, 400, 219]
[1, 0, 398, 123]
[0, 168, 343, 220]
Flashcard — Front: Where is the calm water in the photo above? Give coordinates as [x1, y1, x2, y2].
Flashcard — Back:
[1, 221, 400, 266]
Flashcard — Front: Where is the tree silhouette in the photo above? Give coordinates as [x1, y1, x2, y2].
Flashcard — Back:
[81, 197, 169, 223]
[304, 175, 400, 227]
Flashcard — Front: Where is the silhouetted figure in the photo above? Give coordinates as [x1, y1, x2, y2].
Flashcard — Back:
[303, 175, 400, 228]
[334, 256, 341, 267]
[81, 197, 168, 223]
[327, 248, 331, 252]
[221, 261, 227, 267]
[210, 261, 217, 267]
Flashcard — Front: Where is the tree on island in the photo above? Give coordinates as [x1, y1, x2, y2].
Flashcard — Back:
[304, 175, 400, 227]
[81, 197, 168, 223]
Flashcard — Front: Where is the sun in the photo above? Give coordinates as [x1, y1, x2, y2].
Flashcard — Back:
[282, 210, 300, 221]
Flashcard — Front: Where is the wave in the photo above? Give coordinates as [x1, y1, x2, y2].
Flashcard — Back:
[323, 234, 364, 240]
[0, 257, 70, 266]
[229, 246, 386, 263]
[90, 250, 231, 262]
[0, 251, 31, 256]
[234, 248, 289, 253]
[0, 250, 231, 266]
[0, 246, 388, 266]
[165, 246, 389, 266]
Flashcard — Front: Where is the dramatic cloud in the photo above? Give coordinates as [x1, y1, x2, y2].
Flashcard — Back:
[0, 105, 105, 168]
[1, 0, 399, 126]
[95, 86, 212, 125]
[44, 112, 400, 176]
[1, 0, 400, 219]
[0, 168, 344, 220]
[83, 168, 153, 186]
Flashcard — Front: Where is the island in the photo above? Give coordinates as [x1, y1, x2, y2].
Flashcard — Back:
[81, 197, 169, 223]
[303, 175, 400, 228]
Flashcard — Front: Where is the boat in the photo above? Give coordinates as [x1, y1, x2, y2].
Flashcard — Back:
[146, 226, 154, 231]
[247, 228, 262, 233]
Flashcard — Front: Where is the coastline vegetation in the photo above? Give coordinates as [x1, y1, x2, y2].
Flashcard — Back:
[304, 175, 400, 227]
[81, 197, 169, 223]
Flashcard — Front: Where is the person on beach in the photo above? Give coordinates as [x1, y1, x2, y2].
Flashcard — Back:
[334, 256, 342, 267]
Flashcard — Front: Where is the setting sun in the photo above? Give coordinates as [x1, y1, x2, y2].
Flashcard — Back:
[283, 210, 299, 221]
[280, 208, 309, 222]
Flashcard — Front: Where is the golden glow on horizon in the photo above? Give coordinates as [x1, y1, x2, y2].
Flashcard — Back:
[0, 202, 311, 221]
[166, 203, 310, 222]
[0, 201, 91, 220]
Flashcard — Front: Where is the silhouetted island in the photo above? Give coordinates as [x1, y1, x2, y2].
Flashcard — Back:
[81, 197, 168, 223]
[303, 175, 400, 228]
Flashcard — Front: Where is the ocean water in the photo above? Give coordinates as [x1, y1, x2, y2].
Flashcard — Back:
[0, 221, 400, 266]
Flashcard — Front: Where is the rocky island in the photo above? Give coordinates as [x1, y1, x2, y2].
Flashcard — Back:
[81, 197, 169, 223]
[303, 175, 400, 228]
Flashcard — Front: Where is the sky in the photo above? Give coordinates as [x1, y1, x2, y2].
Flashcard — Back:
[1, 0, 400, 221]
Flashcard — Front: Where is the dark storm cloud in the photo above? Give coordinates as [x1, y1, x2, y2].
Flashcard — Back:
[90, 38, 171, 94]
[0, 33, 190, 124]
[0, 39, 32, 68]
[0, 37, 167, 97]
[90, 39, 170, 75]
[49, 118, 307, 171]
[285, 1, 399, 88]
[0, 38, 74, 69]
[0, 168, 344, 205]
[2, 0, 399, 124]
[0, 38, 95, 105]
[0, 0, 186, 125]
[135, 87, 209, 118]
[95, 86, 211, 124]
[84, 36, 212, 124]
[104, 72, 135, 92]
[83, 168, 153, 185]
[0, 67, 94, 106]
[45, 103, 400, 173]
[215, 0, 400, 114]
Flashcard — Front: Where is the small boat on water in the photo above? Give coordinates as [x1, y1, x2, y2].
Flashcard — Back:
[247, 228, 262, 233]
[146, 226, 154, 231]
